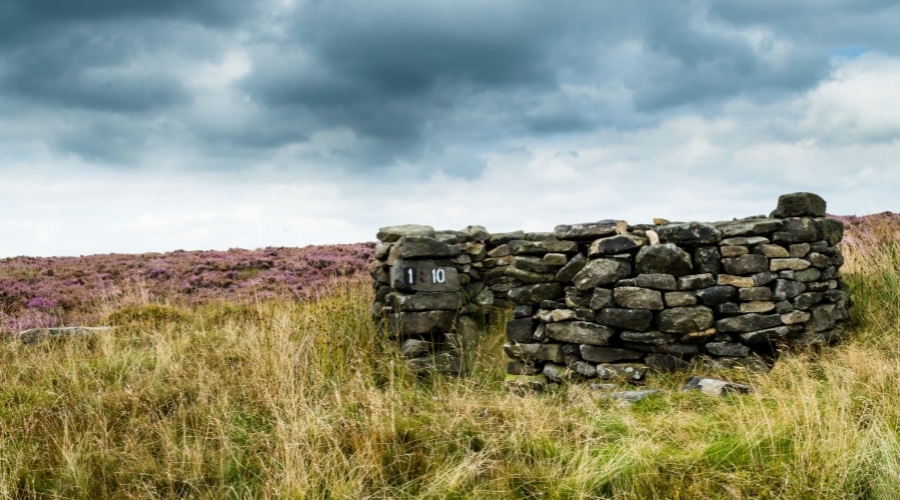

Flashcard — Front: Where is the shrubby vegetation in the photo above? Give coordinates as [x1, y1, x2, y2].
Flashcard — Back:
[0, 244, 373, 334]
[1, 218, 900, 498]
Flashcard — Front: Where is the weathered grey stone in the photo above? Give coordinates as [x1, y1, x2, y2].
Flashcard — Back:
[739, 287, 772, 301]
[596, 308, 654, 331]
[547, 321, 615, 345]
[590, 288, 616, 310]
[390, 260, 461, 292]
[753, 271, 777, 286]
[514, 256, 557, 273]
[391, 292, 460, 312]
[542, 253, 569, 266]
[524, 232, 554, 241]
[463, 225, 490, 241]
[816, 218, 844, 246]
[738, 326, 790, 344]
[507, 361, 538, 375]
[740, 301, 776, 313]
[772, 279, 806, 301]
[771, 192, 826, 218]
[683, 376, 753, 396]
[781, 218, 819, 243]
[715, 313, 782, 333]
[377, 224, 436, 242]
[794, 268, 822, 282]
[503, 266, 557, 284]
[715, 218, 784, 238]
[549, 309, 578, 322]
[677, 273, 717, 290]
[374, 242, 392, 260]
[646, 353, 690, 373]
[775, 300, 794, 314]
[513, 305, 533, 318]
[388, 311, 455, 337]
[509, 239, 578, 256]
[597, 363, 647, 381]
[790, 243, 811, 258]
[781, 310, 811, 325]
[435, 230, 468, 244]
[755, 244, 789, 258]
[504, 343, 566, 363]
[620, 330, 678, 344]
[402, 339, 432, 358]
[631, 273, 678, 291]
[573, 258, 632, 291]
[608, 389, 661, 402]
[693, 246, 722, 274]
[657, 306, 714, 334]
[723, 254, 769, 275]
[508, 283, 564, 305]
[556, 253, 587, 282]
[679, 327, 718, 343]
[506, 318, 537, 343]
[658, 222, 721, 245]
[720, 236, 769, 246]
[475, 288, 495, 306]
[636, 244, 693, 277]
[553, 220, 621, 240]
[19, 326, 112, 345]
[488, 244, 511, 258]
[770, 258, 811, 271]
[705, 342, 751, 357]
[720, 245, 749, 257]
[655, 343, 701, 355]
[467, 242, 487, 260]
[580, 345, 643, 363]
[794, 292, 824, 310]
[539, 299, 567, 310]
[589, 234, 647, 256]
[807, 252, 830, 269]
[572, 361, 598, 378]
[696, 286, 737, 306]
[542, 363, 571, 382]
[395, 236, 461, 259]
[717, 275, 756, 288]
[665, 291, 698, 307]
[614, 287, 664, 310]
[811, 304, 837, 332]
[483, 255, 515, 268]
[714, 302, 741, 316]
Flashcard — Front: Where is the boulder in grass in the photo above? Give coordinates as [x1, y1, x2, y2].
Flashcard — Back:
[20, 326, 113, 345]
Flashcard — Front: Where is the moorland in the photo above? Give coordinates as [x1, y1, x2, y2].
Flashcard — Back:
[1, 214, 899, 498]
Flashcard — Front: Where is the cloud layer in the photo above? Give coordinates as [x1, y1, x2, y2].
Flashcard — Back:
[1, 0, 899, 255]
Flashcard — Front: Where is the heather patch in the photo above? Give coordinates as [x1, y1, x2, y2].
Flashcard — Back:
[0, 243, 374, 335]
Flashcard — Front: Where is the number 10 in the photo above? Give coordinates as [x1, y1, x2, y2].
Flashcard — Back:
[431, 268, 446, 284]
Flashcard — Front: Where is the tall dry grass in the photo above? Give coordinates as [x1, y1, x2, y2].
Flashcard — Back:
[1, 221, 900, 497]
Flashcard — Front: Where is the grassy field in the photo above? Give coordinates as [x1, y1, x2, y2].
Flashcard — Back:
[2, 218, 900, 498]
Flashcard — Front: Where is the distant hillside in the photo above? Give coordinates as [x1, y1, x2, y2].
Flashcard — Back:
[0, 243, 374, 333]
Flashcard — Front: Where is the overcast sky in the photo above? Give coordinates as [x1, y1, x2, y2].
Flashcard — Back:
[1, 0, 899, 257]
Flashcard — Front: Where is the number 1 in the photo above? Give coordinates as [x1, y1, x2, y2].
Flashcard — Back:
[406, 268, 415, 284]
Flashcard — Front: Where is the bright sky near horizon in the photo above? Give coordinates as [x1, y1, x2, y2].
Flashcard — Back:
[1, 0, 899, 257]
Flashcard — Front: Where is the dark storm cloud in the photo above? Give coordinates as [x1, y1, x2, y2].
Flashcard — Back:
[0, 0, 895, 173]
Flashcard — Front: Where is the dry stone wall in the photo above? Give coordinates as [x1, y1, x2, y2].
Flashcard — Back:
[371, 193, 850, 382]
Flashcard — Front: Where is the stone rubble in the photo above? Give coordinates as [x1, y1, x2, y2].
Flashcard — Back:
[371, 193, 850, 383]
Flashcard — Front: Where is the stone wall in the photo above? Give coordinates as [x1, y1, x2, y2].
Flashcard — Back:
[371, 192, 850, 382]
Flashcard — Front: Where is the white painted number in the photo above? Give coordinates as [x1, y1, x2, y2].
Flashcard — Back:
[431, 268, 446, 284]
[406, 268, 416, 284]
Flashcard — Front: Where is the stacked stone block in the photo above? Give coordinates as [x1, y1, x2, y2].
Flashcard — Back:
[371, 193, 850, 382]
[371, 224, 497, 374]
